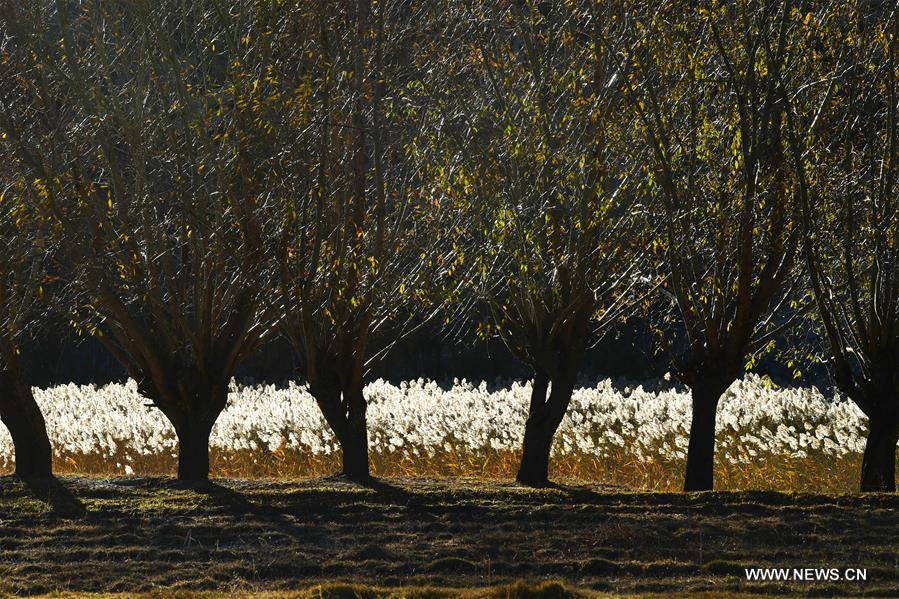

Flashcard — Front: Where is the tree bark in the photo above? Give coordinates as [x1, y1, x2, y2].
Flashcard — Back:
[339, 386, 370, 481]
[516, 369, 576, 487]
[683, 382, 726, 492]
[860, 413, 899, 493]
[339, 419, 370, 481]
[311, 383, 371, 481]
[0, 369, 52, 478]
[144, 371, 229, 483]
[175, 416, 215, 482]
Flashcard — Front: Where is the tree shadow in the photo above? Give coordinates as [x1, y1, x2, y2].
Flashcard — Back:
[336, 474, 440, 514]
[313, 473, 424, 502]
[19, 476, 87, 518]
[550, 482, 687, 506]
[175, 479, 266, 513]
[178, 479, 316, 539]
[359, 475, 417, 498]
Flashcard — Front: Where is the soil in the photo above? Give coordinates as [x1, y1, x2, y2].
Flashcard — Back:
[1, 476, 897, 597]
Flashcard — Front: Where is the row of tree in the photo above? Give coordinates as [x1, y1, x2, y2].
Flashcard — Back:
[1, 0, 897, 492]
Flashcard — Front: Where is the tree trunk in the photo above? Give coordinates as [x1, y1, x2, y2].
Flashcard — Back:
[339, 421, 370, 481]
[516, 370, 576, 487]
[175, 417, 215, 482]
[860, 414, 899, 493]
[517, 419, 556, 487]
[683, 382, 725, 492]
[147, 372, 228, 483]
[0, 369, 52, 478]
[339, 387, 370, 481]
[311, 383, 371, 481]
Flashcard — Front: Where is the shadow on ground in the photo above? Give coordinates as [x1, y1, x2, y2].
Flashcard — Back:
[1, 476, 897, 597]
[15, 476, 87, 518]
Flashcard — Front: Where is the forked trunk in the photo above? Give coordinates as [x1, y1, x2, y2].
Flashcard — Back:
[684, 382, 726, 492]
[151, 376, 228, 483]
[0, 369, 52, 478]
[312, 384, 371, 481]
[516, 370, 577, 487]
[860, 414, 899, 493]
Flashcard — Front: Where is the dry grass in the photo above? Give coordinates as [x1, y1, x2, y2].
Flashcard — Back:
[15, 581, 773, 599]
[4, 376, 881, 494]
[2, 476, 897, 597]
[15, 445, 869, 494]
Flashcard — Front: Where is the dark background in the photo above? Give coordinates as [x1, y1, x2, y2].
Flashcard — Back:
[19, 317, 821, 389]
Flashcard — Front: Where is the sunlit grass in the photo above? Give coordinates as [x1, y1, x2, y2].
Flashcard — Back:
[7, 580, 777, 599]
[0, 375, 885, 493]
[22, 442, 869, 494]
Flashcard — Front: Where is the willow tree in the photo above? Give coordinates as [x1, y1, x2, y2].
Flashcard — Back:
[0, 176, 53, 478]
[276, 0, 453, 480]
[626, 0, 822, 490]
[0, 0, 284, 480]
[789, 4, 899, 491]
[439, 0, 650, 487]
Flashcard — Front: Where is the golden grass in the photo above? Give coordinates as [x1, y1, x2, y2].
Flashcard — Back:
[12, 580, 772, 599]
[2, 444, 869, 493]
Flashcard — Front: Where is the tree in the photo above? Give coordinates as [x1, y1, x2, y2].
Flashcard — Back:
[440, 0, 650, 486]
[626, 0, 817, 490]
[0, 0, 283, 481]
[788, 3, 899, 491]
[275, 0, 452, 480]
[0, 173, 53, 478]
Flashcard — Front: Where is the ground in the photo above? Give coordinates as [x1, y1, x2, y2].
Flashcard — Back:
[0, 477, 896, 598]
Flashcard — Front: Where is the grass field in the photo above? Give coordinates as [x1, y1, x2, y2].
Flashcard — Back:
[1, 476, 897, 598]
[1, 376, 883, 494]
[0, 584, 783, 599]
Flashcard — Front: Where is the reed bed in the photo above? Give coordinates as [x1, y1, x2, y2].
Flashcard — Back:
[0, 375, 880, 493]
